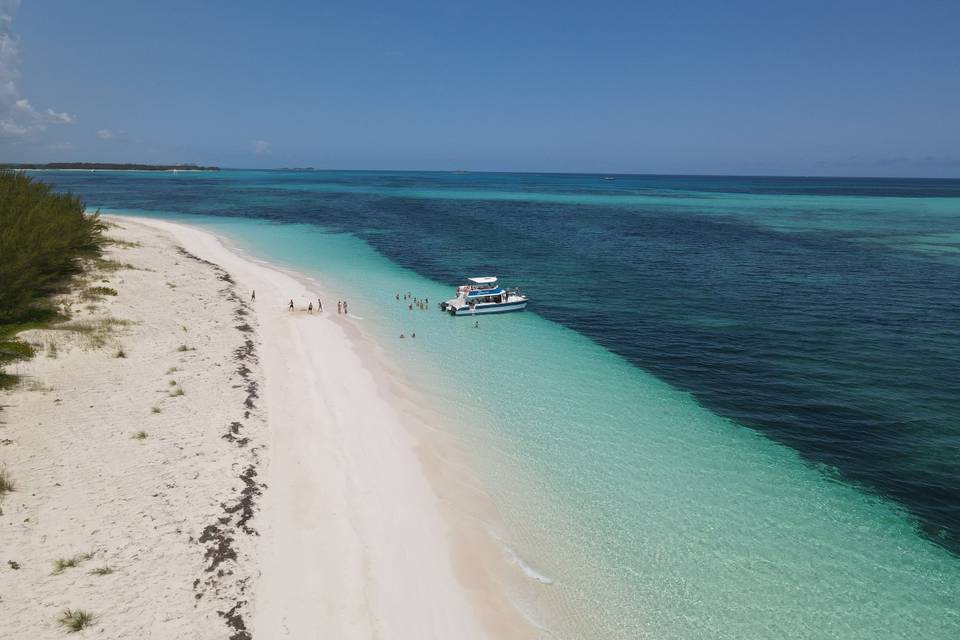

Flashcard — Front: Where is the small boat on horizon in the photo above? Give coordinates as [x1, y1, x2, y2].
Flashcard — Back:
[440, 276, 528, 316]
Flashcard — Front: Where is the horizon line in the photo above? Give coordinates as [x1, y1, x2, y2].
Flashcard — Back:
[14, 163, 960, 182]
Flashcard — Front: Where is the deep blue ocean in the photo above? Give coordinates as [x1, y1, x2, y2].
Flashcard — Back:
[33, 169, 960, 637]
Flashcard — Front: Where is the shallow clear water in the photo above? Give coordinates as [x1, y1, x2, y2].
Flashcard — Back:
[35, 170, 960, 637]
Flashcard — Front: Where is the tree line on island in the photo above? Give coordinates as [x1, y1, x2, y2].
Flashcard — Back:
[0, 162, 220, 172]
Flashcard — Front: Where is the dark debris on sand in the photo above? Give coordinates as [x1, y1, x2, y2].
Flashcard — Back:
[179, 247, 266, 640]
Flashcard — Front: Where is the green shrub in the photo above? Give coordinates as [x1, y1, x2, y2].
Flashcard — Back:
[0, 466, 15, 496]
[0, 172, 104, 324]
[0, 171, 104, 386]
[83, 286, 118, 298]
[52, 552, 94, 575]
[92, 257, 135, 272]
[0, 337, 34, 387]
[57, 609, 96, 633]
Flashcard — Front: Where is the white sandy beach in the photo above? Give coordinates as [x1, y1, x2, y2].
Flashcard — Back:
[0, 217, 536, 639]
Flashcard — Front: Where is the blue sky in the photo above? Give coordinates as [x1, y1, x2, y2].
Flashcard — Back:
[1, 0, 958, 176]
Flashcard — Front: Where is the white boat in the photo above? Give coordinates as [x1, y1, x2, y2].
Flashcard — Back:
[440, 276, 528, 316]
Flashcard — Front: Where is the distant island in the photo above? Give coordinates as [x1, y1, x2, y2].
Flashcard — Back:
[2, 162, 221, 172]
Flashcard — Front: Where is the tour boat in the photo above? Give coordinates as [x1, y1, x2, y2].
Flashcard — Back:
[439, 276, 528, 316]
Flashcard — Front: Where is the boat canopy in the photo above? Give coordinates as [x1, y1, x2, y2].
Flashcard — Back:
[468, 276, 498, 285]
[467, 287, 503, 297]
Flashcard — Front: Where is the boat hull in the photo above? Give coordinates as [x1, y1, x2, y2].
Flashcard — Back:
[448, 300, 528, 316]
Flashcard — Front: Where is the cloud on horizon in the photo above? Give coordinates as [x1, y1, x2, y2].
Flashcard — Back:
[0, 0, 76, 139]
[97, 128, 114, 139]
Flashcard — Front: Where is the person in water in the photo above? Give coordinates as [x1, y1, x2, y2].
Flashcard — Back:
[308, 302, 313, 313]
[288, 299, 294, 311]
[400, 333, 406, 338]
[411, 331, 416, 338]
[337, 301, 342, 314]
[318, 298, 323, 312]
[474, 320, 479, 328]
[251, 290, 256, 301]
[343, 301, 349, 314]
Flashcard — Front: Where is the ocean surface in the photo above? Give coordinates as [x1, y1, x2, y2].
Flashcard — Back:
[35, 170, 960, 638]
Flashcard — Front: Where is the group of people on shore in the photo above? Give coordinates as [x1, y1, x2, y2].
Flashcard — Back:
[268, 288, 481, 338]
[281, 295, 348, 315]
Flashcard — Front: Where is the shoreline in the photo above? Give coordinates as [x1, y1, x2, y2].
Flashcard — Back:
[118, 217, 540, 638]
[0, 216, 541, 639]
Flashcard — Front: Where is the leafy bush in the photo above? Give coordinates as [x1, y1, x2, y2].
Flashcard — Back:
[0, 171, 104, 386]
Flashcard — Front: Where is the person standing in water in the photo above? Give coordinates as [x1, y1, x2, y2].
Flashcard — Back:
[343, 301, 349, 314]
[317, 298, 323, 312]
[251, 290, 256, 301]
[337, 301, 342, 314]
[474, 320, 479, 328]
[308, 302, 313, 314]
[288, 299, 294, 311]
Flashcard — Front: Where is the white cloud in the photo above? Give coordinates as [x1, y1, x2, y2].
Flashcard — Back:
[43, 107, 75, 124]
[253, 139, 271, 155]
[0, 0, 76, 138]
[0, 118, 26, 136]
[96, 128, 114, 140]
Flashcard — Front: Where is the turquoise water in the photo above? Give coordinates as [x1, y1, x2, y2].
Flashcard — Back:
[34, 170, 960, 637]
[126, 214, 959, 639]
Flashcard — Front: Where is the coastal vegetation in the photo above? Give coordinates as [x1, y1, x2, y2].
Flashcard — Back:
[0, 171, 105, 387]
[84, 286, 118, 298]
[52, 552, 95, 575]
[1, 162, 220, 172]
[56, 609, 96, 633]
[54, 318, 133, 350]
[0, 466, 15, 496]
